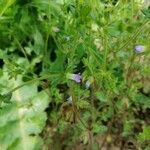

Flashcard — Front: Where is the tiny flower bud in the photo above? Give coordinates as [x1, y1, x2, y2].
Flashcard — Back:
[52, 26, 60, 32]
[94, 39, 101, 49]
[91, 23, 99, 32]
[85, 77, 94, 89]
[64, 36, 70, 41]
[85, 81, 91, 89]
[67, 96, 72, 104]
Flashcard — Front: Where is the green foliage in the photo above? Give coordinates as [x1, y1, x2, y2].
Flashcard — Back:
[0, 0, 150, 149]
[0, 76, 50, 149]
[138, 126, 150, 141]
[142, 7, 150, 18]
[138, 126, 150, 148]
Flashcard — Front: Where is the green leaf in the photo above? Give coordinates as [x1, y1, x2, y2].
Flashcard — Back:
[133, 93, 150, 108]
[138, 126, 150, 142]
[76, 100, 90, 109]
[142, 8, 150, 18]
[33, 29, 44, 55]
[0, 76, 50, 149]
[122, 120, 134, 137]
[95, 92, 107, 102]
[0, 93, 12, 103]
[0, 0, 16, 19]
[93, 124, 107, 134]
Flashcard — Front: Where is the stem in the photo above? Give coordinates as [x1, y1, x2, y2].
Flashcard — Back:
[103, 34, 108, 71]
[43, 0, 52, 68]
[14, 38, 30, 64]
[7, 73, 61, 95]
[70, 84, 89, 129]
[88, 130, 93, 150]
[71, 94, 88, 129]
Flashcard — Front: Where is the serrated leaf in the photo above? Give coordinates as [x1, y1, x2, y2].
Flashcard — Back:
[93, 124, 107, 134]
[95, 92, 107, 102]
[138, 126, 150, 142]
[133, 93, 150, 108]
[142, 8, 150, 18]
[76, 100, 90, 109]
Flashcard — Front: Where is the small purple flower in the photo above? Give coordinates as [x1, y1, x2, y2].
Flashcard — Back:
[134, 45, 145, 53]
[67, 73, 81, 83]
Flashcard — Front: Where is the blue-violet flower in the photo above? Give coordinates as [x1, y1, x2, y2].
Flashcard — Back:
[67, 73, 81, 83]
[134, 45, 145, 53]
